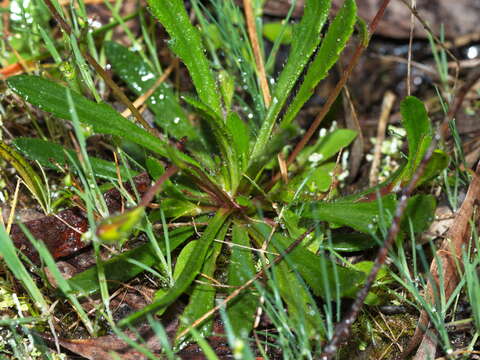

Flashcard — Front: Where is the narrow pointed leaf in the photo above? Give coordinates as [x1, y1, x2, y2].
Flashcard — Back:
[14, 137, 137, 179]
[7, 75, 169, 157]
[104, 41, 197, 141]
[251, 0, 332, 162]
[226, 224, 258, 337]
[147, 0, 222, 116]
[118, 210, 229, 326]
[280, 0, 357, 128]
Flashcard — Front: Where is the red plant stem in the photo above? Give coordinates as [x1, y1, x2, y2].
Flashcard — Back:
[139, 165, 178, 207]
[269, 0, 393, 188]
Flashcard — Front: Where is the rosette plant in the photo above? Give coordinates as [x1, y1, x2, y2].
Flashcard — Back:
[6, 0, 447, 347]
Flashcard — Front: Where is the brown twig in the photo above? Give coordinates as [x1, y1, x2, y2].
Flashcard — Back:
[42, 0, 159, 137]
[243, 0, 271, 107]
[139, 166, 178, 207]
[269, 0, 393, 188]
[175, 226, 314, 340]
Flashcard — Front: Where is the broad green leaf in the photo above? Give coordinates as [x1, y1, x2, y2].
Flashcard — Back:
[302, 194, 397, 233]
[14, 137, 136, 180]
[263, 22, 293, 44]
[400, 96, 432, 180]
[297, 129, 358, 166]
[66, 227, 193, 297]
[0, 139, 49, 213]
[401, 195, 436, 234]
[280, 0, 357, 128]
[276, 162, 336, 202]
[7, 75, 168, 157]
[104, 41, 196, 141]
[160, 198, 202, 219]
[226, 224, 258, 337]
[218, 70, 235, 112]
[226, 113, 250, 171]
[147, 0, 222, 116]
[268, 230, 365, 298]
[274, 261, 324, 338]
[417, 149, 450, 186]
[250, 0, 332, 163]
[323, 233, 377, 252]
[348, 261, 391, 305]
[177, 239, 223, 341]
[118, 210, 230, 327]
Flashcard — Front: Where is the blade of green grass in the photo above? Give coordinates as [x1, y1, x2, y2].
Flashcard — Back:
[0, 224, 49, 314]
[14, 137, 137, 180]
[118, 210, 230, 326]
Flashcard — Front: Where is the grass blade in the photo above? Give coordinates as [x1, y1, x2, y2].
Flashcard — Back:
[118, 210, 230, 326]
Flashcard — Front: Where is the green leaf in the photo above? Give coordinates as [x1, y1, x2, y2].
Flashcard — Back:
[297, 129, 358, 166]
[324, 233, 377, 252]
[268, 231, 365, 298]
[118, 210, 230, 327]
[14, 137, 136, 180]
[226, 224, 258, 337]
[160, 198, 202, 219]
[66, 227, 193, 297]
[7, 75, 169, 157]
[182, 95, 239, 191]
[0, 139, 49, 213]
[263, 22, 293, 44]
[226, 113, 250, 172]
[400, 96, 433, 180]
[177, 238, 224, 341]
[302, 194, 397, 233]
[274, 261, 324, 338]
[104, 41, 196, 141]
[218, 70, 235, 112]
[401, 194, 436, 234]
[280, 0, 357, 128]
[276, 162, 335, 202]
[417, 149, 450, 186]
[147, 0, 222, 116]
[250, 0, 332, 163]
